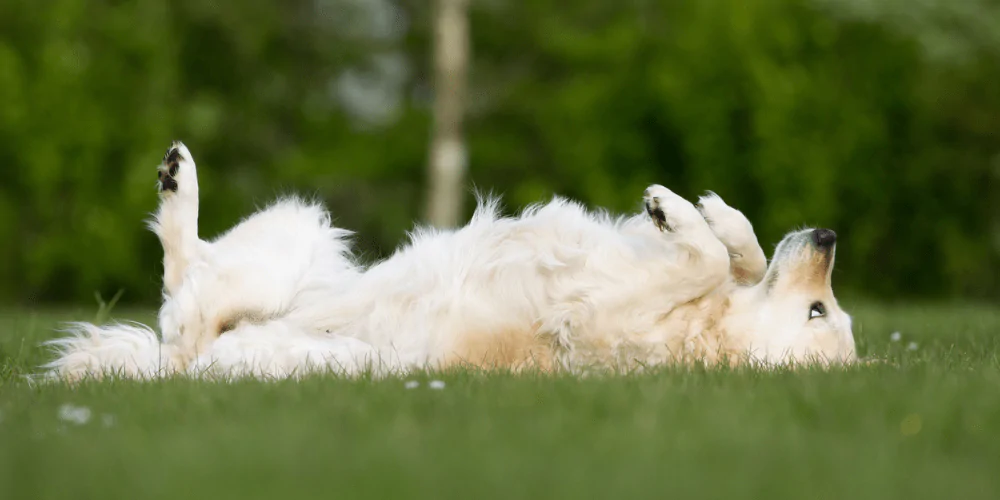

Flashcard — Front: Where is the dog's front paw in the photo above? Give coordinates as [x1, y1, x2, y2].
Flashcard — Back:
[643, 184, 701, 233]
[696, 192, 755, 247]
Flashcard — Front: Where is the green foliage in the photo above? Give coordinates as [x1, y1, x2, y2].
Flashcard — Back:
[0, 0, 996, 304]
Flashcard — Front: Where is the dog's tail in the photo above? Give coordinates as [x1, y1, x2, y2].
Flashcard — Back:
[41, 322, 180, 381]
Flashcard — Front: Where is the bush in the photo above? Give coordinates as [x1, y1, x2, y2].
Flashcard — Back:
[0, 0, 996, 304]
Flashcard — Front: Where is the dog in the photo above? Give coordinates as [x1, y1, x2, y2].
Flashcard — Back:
[43, 142, 856, 380]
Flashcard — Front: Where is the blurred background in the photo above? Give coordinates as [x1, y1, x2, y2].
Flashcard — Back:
[0, 0, 997, 307]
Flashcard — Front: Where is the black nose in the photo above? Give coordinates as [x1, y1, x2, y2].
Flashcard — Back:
[812, 228, 837, 249]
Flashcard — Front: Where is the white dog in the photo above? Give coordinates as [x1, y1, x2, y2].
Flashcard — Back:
[44, 142, 856, 380]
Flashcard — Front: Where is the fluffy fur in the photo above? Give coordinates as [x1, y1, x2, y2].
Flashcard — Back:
[43, 142, 856, 380]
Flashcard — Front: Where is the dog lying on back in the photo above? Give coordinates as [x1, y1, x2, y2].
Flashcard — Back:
[44, 142, 856, 379]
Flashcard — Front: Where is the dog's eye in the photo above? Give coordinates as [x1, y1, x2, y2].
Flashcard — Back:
[809, 302, 826, 320]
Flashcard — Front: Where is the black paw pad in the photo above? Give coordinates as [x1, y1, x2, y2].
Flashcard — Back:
[157, 143, 182, 193]
[646, 204, 671, 232]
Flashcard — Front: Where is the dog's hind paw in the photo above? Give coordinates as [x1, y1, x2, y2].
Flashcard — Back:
[157, 140, 199, 197]
[157, 142, 185, 193]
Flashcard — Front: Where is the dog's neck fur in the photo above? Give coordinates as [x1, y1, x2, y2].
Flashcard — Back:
[552, 279, 757, 372]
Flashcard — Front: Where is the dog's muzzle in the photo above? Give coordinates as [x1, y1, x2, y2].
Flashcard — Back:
[811, 228, 836, 251]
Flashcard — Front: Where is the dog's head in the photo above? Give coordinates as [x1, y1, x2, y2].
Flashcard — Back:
[732, 228, 856, 365]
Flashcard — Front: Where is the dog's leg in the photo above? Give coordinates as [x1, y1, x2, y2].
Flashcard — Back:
[146, 141, 362, 367]
[559, 185, 732, 352]
[643, 184, 731, 288]
[695, 192, 767, 285]
[41, 142, 204, 381]
[146, 141, 216, 366]
[150, 141, 203, 297]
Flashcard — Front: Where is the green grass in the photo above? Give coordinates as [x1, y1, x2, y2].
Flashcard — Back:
[1, 301, 999, 500]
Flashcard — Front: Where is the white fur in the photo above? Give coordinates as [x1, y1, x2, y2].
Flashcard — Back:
[42, 143, 856, 381]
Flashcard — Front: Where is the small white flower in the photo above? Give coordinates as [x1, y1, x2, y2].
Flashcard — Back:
[890, 332, 902, 342]
[404, 380, 420, 389]
[101, 414, 117, 428]
[906, 342, 919, 351]
[429, 380, 446, 390]
[58, 404, 91, 425]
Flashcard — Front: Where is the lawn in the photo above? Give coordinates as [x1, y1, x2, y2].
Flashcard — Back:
[1, 300, 999, 500]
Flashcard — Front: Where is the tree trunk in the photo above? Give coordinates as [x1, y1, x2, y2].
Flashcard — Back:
[425, 0, 470, 228]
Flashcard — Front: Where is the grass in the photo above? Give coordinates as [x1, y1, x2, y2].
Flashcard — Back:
[1, 300, 999, 500]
